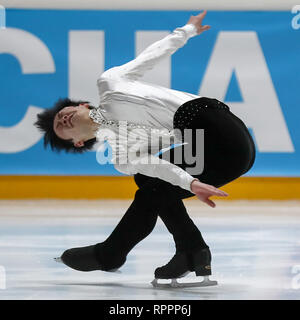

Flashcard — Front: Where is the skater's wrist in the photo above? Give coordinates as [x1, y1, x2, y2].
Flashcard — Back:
[190, 178, 200, 193]
[180, 24, 198, 38]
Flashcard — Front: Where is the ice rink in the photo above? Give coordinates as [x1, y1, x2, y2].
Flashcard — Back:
[0, 199, 299, 300]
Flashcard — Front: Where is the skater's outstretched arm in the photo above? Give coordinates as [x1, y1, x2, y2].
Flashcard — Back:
[115, 153, 198, 193]
[115, 152, 228, 207]
[100, 11, 210, 81]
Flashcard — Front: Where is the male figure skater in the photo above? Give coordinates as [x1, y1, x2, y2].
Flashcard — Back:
[35, 11, 256, 287]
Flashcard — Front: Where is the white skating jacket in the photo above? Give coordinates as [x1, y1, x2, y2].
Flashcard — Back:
[93, 24, 200, 193]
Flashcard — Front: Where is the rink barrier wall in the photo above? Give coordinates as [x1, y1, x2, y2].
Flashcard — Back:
[0, 176, 299, 200]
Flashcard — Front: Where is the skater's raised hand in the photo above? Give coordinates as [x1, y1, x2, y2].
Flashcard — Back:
[187, 10, 211, 35]
[191, 179, 228, 208]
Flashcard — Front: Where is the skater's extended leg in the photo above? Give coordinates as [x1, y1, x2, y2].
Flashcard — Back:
[95, 188, 159, 270]
[59, 188, 158, 272]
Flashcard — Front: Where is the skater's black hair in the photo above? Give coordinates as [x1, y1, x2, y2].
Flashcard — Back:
[34, 98, 97, 154]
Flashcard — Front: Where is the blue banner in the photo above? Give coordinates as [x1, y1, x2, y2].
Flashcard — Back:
[0, 10, 299, 176]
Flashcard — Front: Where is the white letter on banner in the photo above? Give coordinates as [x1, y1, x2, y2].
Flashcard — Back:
[136, 31, 171, 87]
[69, 31, 104, 107]
[199, 31, 294, 153]
[0, 28, 55, 153]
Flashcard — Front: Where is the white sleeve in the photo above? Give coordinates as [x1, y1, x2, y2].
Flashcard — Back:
[114, 152, 197, 193]
[101, 24, 197, 81]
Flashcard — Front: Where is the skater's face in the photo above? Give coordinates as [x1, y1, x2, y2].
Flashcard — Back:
[53, 103, 96, 148]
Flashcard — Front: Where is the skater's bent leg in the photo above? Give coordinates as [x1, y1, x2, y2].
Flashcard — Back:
[158, 198, 209, 253]
[138, 181, 213, 280]
[134, 174, 208, 253]
[173, 97, 256, 188]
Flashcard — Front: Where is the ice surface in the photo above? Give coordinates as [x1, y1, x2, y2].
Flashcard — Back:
[0, 199, 299, 300]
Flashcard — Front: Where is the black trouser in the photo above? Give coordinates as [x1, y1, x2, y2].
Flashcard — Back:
[97, 98, 256, 270]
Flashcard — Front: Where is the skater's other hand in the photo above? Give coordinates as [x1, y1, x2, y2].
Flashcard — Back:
[190, 179, 228, 208]
[187, 10, 211, 35]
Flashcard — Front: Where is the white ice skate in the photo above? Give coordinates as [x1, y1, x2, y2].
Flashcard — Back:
[151, 275, 218, 288]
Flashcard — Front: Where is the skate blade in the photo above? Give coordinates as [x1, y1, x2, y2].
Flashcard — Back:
[151, 276, 218, 288]
[54, 257, 63, 263]
[106, 268, 122, 274]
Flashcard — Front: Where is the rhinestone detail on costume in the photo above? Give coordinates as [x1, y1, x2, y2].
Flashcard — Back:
[89, 108, 173, 135]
